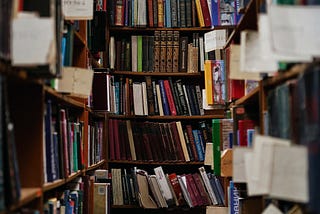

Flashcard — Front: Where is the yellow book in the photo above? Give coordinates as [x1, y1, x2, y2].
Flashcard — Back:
[195, 0, 205, 27]
[204, 60, 213, 105]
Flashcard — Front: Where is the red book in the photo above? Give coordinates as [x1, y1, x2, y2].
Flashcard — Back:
[163, 79, 177, 116]
[168, 173, 186, 206]
[169, 122, 185, 161]
[238, 119, 255, 146]
[113, 119, 121, 160]
[60, 109, 69, 177]
[185, 174, 201, 207]
[147, 0, 154, 27]
[192, 173, 211, 205]
[186, 125, 199, 161]
[114, 0, 124, 26]
[199, 0, 212, 27]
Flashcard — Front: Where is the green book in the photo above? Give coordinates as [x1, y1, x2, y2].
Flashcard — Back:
[137, 35, 143, 72]
[212, 119, 221, 176]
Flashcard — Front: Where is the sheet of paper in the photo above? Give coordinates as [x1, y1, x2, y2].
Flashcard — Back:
[269, 5, 320, 62]
[240, 28, 278, 74]
[56, 67, 94, 97]
[12, 16, 55, 66]
[204, 29, 227, 52]
[270, 145, 309, 203]
[62, 0, 94, 20]
[262, 204, 284, 214]
[247, 134, 290, 196]
[233, 146, 252, 183]
[229, 44, 261, 81]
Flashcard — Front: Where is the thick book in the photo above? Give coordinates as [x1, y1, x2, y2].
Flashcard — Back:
[167, 173, 186, 206]
[93, 183, 110, 214]
[145, 76, 155, 115]
[185, 124, 199, 161]
[179, 36, 188, 72]
[212, 119, 221, 176]
[172, 31, 180, 73]
[163, 79, 177, 116]
[154, 166, 175, 206]
[153, 31, 161, 72]
[160, 31, 167, 72]
[192, 173, 211, 206]
[169, 121, 185, 161]
[198, 167, 218, 205]
[158, 79, 170, 116]
[166, 30, 173, 72]
[175, 121, 191, 162]
[114, 0, 125, 26]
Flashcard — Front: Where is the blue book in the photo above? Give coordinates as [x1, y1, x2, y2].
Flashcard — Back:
[211, 0, 220, 26]
[192, 129, 204, 161]
[158, 80, 170, 116]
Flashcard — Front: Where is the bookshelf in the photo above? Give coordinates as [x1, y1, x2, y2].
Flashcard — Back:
[223, 0, 320, 212]
[102, 0, 246, 212]
[0, 1, 108, 213]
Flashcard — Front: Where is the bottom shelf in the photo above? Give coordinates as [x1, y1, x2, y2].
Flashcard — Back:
[111, 205, 207, 214]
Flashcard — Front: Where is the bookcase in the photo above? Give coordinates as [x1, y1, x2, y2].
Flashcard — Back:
[101, 0, 245, 212]
[0, 0, 109, 213]
[223, 0, 320, 213]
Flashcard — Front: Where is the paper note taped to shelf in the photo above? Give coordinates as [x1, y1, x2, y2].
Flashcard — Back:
[204, 29, 227, 52]
[12, 15, 55, 66]
[55, 67, 94, 97]
[62, 0, 94, 20]
[269, 5, 320, 62]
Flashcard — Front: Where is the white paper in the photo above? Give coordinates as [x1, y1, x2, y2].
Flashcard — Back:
[12, 16, 55, 66]
[229, 44, 261, 81]
[247, 134, 290, 196]
[269, 5, 320, 62]
[233, 146, 252, 183]
[62, 0, 94, 20]
[56, 67, 94, 97]
[270, 145, 309, 203]
[240, 27, 278, 74]
[204, 29, 227, 52]
[262, 204, 284, 214]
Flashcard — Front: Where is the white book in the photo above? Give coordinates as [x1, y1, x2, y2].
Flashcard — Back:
[132, 82, 144, 116]
[131, 35, 138, 72]
[198, 166, 218, 205]
[141, 81, 148, 115]
[177, 175, 193, 208]
[154, 166, 174, 205]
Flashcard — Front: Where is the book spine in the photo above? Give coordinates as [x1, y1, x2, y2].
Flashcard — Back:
[160, 31, 167, 72]
[158, 80, 170, 115]
[163, 79, 177, 116]
[153, 31, 161, 72]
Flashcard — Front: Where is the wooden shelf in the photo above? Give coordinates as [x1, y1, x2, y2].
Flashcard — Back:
[44, 85, 86, 109]
[111, 71, 202, 77]
[224, 0, 258, 48]
[107, 113, 225, 120]
[234, 86, 260, 106]
[109, 25, 235, 32]
[43, 179, 65, 192]
[108, 160, 205, 165]
[263, 63, 308, 88]
[9, 188, 42, 211]
[86, 160, 106, 171]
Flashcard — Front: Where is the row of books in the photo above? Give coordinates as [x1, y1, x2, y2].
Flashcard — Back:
[43, 171, 112, 214]
[44, 99, 104, 183]
[108, 0, 241, 28]
[92, 73, 205, 116]
[108, 119, 213, 162]
[110, 31, 200, 73]
[111, 166, 225, 208]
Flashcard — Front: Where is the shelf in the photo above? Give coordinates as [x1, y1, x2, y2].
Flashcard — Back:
[109, 25, 235, 32]
[86, 160, 106, 171]
[224, 0, 258, 48]
[65, 171, 83, 183]
[111, 71, 202, 77]
[233, 86, 260, 106]
[43, 179, 65, 192]
[263, 63, 308, 88]
[74, 31, 87, 47]
[44, 85, 86, 109]
[108, 160, 205, 165]
[108, 113, 225, 120]
[9, 188, 42, 212]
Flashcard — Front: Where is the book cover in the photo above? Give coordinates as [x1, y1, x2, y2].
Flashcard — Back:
[166, 30, 173, 72]
[167, 173, 186, 206]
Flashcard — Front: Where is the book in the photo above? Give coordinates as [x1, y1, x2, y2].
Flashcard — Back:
[93, 183, 110, 214]
[160, 31, 167, 72]
[212, 119, 221, 176]
[172, 31, 180, 72]
[136, 170, 158, 208]
[166, 30, 173, 72]
[163, 79, 177, 116]
[198, 167, 218, 205]
[175, 121, 190, 162]
[153, 31, 161, 72]
[154, 166, 175, 206]
[167, 173, 186, 206]
[192, 173, 211, 206]
[147, 175, 168, 208]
